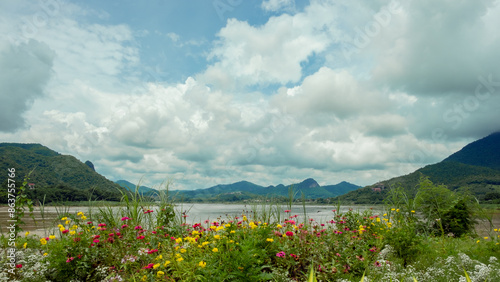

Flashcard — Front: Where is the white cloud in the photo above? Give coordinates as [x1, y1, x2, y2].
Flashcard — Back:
[261, 0, 295, 12]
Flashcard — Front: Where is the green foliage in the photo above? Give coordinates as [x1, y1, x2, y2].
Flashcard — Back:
[440, 199, 474, 237]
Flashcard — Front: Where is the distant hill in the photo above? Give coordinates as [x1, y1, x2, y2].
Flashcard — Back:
[164, 178, 361, 202]
[0, 143, 126, 203]
[335, 132, 500, 204]
[116, 180, 158, 195]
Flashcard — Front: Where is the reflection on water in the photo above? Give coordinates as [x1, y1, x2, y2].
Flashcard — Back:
[0, 204, 379, 237]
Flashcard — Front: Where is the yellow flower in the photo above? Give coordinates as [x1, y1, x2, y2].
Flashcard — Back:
[192, 230, 199, 235]
[484, 237, 489, 240]
[49, 235, 56, 240]
[70, 231, 76, 236]
[65, 220, 70, 225]
[57, 224, 64, 229]
[266, 238, 274, 242]
[396, 209, 400, 212]
[494, 229, 498, 232]
[61, 217, 67, 221]
[376, 218, 381, 222]
[153, 263, 160, 269]
[81, 215, 87, 220]
[23, 242, 27, 249]
[477, 240, 480, 243]
[212, 248, 218, 253]
[216, 226, 224, 231]
[210, 225, 217, 230]
[176, 257, 184, 262]
[230, 230, 236, 234]
[77, 212, 84, 216]
[243, 216, 247, 222]
[43, 253, 48, 256]
[277, 224, 282, 229]
[229, 240, 235, 243]
[156, 255, 163, 260]
[383, 213, 387, 217]
[25, 231, 30, 237]
[141, 275, 147, 281]
[199, 261, 207, 268]
[157, 271, 165, 277]
[225, 224, 231, 228]
[164, 260, 171, 267]
[40, 238, 47, 245]
[411, 210, 415, 213]
[180, 248, 187, 253]
[202, 242, 209, 246]
[214, 235, 220, 240]
[71, 225, 78, 230]
[391, 208, 395, 211]
[175, 237, 182, 244]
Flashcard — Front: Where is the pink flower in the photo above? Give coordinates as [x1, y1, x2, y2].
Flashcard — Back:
[98, 223, 106, 227]
[285, 231, 294, 237]
[142, 263, 154, 269]
[121, 217, 131, 221]
[147, 249, 158, 254]
[93, 235, 100, 239]
[109, 233, 114, 237]
[87, 221, 93, 225]
[284, 210, 291, 213]
[121, 224, 129, 229]
[93, 239, 100, 243]
[276, 251, 286, 258]
[137, 235, 145, 240]
[143, 209, 154, 214]
[62, 229, 69, 234]
[134, 226, 142, 230]
[66, 257, 74, 263]
[336, 253, 341, 257]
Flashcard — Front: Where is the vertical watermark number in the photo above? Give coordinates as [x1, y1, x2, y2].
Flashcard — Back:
[6, 168, 17, 274]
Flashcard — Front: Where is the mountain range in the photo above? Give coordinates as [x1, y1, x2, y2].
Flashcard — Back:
[116, 178, 361, 202]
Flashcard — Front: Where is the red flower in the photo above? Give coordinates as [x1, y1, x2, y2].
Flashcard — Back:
[285, 231, 294, 237]
[93, 239, 100, 243]
[87, 221, 93, 225]
[98, 223, 106, 227]
[121, 224, 129, 229]
[137, 235, 145, 240]
[93, 235, 101, 239]
[284, 210, 291, 213]
[134, 226, 142, 230]
[62, 229, 69, 234]
[15, 264, 22, 268]
[147, 249, 158, 254]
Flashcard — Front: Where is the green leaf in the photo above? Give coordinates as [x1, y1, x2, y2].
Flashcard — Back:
[307, 264, 318, 282]
[463, 267, 472, 282]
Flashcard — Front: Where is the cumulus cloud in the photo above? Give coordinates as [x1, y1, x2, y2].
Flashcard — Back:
[0, 40, 55, 132]
[201, 1, 339, 88]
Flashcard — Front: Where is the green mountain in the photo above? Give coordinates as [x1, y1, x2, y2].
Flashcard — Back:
[0, 143, 126, 203]
[335, 132, 500, 204]
[116, 179, 158, 195]
[165, 178, 361, 202]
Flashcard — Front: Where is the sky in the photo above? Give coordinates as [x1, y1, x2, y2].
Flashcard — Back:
[1, 0, 500, 190]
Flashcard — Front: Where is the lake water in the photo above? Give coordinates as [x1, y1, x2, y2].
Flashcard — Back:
[2, 204, 497, 237]
[0, 204, 378, 237]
